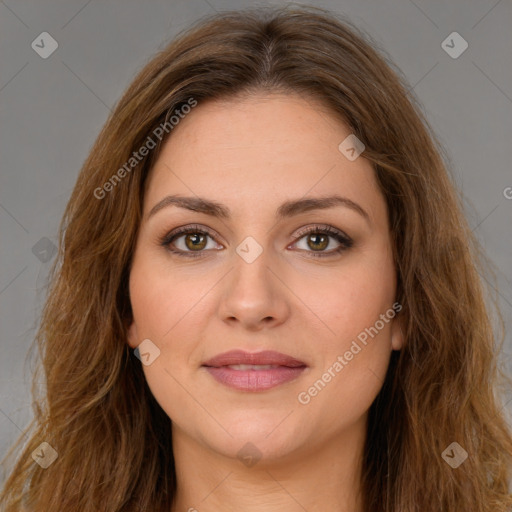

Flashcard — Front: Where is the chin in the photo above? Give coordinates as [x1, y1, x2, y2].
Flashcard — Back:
[209, 432, 303, 467]
[205, 412, 306, 458]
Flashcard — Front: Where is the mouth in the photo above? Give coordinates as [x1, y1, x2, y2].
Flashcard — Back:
[202, 350, 308, 392]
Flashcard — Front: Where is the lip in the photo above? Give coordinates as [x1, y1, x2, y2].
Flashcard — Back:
[202, 350, 307, 392]
[203, 349, 306, 368]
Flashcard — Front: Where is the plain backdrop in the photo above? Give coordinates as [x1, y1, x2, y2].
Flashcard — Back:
[1, 0, 511, 485]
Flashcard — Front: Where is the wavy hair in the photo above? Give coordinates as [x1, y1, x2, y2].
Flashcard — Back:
[1, 5, 511, 511]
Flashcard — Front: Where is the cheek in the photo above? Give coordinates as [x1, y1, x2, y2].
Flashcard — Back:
[130, 269, 203, 428]
[128, 255, 208, 401]
[295, 292, 395, 428]
[291, 251, 396, 403]
[294, 256, 396, 345]
[129, 256, 209, 341]
[141, 363, 200, 436]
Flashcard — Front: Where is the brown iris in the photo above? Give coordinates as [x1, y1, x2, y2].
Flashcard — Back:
[307, 233, 329, 251]
[185, 233, 207, 251]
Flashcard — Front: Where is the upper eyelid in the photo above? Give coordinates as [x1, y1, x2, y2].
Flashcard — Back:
[294, 224, 350, 239]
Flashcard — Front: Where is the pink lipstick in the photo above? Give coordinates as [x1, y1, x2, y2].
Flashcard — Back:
[202, 350, 307, 391]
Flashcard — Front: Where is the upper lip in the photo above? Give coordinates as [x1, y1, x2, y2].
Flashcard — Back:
[202, 350, 307, 368]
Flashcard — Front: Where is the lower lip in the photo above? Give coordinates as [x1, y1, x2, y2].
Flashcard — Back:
[204, 366, 306, 391]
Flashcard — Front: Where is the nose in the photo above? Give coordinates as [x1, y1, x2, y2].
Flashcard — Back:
[217, 245, 291, 331]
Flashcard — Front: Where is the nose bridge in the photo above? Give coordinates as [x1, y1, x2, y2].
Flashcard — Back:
[218, 233, 289, 328]
[230, 235, 276, 302]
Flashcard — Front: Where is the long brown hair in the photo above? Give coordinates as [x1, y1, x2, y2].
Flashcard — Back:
[1, 5, 511, 511]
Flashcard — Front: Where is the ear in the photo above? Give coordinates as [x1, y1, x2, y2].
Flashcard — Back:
[390, 315, 405, 351]
[126, 320, 139, 350]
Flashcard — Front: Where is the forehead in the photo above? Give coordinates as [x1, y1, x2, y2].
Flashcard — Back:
[144, 93, 383, 223]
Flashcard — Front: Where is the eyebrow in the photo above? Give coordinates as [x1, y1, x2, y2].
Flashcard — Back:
[147, 194, 371, 224]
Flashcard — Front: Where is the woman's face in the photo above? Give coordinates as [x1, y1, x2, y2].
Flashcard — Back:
[127, 93, 403, 463]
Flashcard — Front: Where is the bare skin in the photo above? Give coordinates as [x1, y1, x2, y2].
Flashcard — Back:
[126, 92, 403, 512]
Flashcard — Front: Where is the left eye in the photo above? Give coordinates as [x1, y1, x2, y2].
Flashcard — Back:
[290, 227, 353, 257]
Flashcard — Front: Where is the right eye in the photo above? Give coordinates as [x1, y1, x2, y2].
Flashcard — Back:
[160, 225, 224, 258]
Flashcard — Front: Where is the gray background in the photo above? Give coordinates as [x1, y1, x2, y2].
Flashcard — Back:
[1, 0, 511, 483]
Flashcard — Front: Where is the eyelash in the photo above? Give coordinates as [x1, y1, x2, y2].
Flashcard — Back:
[159, 224, 353, 259]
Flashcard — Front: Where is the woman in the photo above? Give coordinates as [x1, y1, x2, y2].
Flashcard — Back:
[1, 5, 511, 511]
